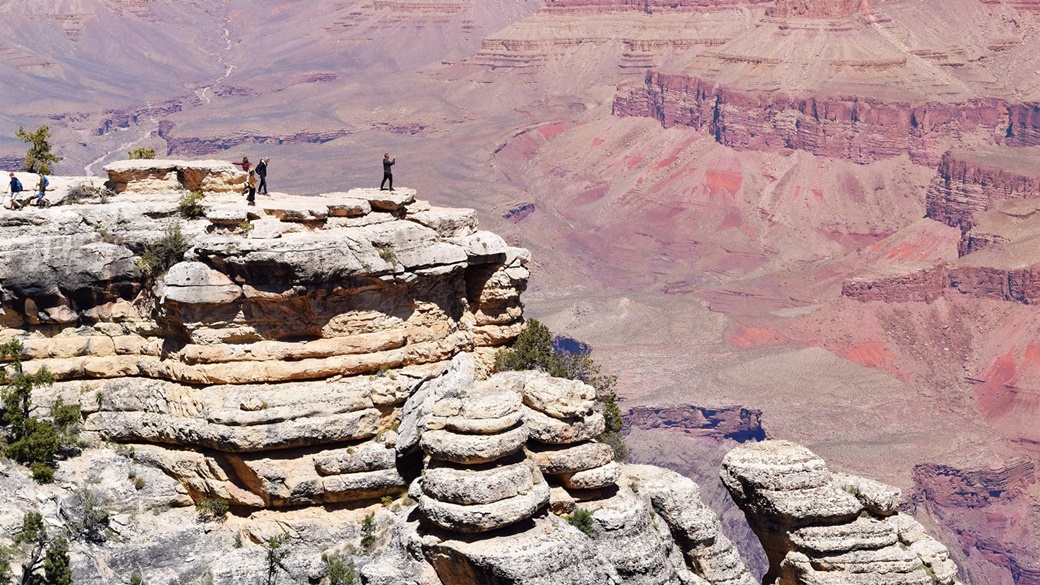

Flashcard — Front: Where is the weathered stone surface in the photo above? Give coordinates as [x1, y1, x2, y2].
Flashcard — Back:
[413, 474, 550, 533]
[420, 458, 541, 506]
[160, 261, 243, 305]
[407, 207, 478, 237]
[722, 441, 962, 585]
[420, 424, 529, 465]
[620, 464, 757, 585]
[348, 187, 417, 212]
[313, 440, 397, 475]
[524, 406, 605, 445]
[425, 513, 622, 583]
[103, 159, 244, 194]
[398, 354, 476, 455]
[518, 372, 598, 419]
[322, 194, 372, 217]
[528, 441, 614, 475]
[425, 379, 524, 434]
[561, 461, 621, 490]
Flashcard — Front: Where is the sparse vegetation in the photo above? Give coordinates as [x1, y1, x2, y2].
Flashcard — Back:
[374, 243, 396, 265]
[380, 495, 394, 508]
[178, 190, 206, 219]
[11, 511, 50, 583]
[16, 125, 61, 175]
[195, 497, 230, 521]
[129, 571, 144, 585]
[237, 220, 253, 232]
[494, 319, 628, 461]
[137, 222, 188, 278]
[567, 508, 595, 536]
[72, 488, 111, 544]
[0, 542, 14, 585]
[0, 340, 83, 483]
[323, 553, 357, 585]
[64, 184, 114, 204]
[360, 513, 376, 553]
[264, 533, 291, 585]
[127, 148, 157, 160]
[43, 537, 72, 585]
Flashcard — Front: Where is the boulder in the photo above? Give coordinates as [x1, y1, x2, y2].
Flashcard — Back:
[524, 406, 605, 445]
[160, 262, 242, 305]
[560, 461, 621, 490]
[527, 441, 614, 475]
[420, 458, 541, 506]
[407, 207, 478, 238]
[419, 424, 529, 465]
[347, 187, 416, 212]
[413, 475, 550, 533]
[519, 373, 598, 419]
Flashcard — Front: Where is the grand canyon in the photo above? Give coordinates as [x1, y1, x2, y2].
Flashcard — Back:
[2, 0, 1040, 584]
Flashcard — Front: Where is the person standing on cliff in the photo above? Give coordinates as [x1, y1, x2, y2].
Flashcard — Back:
[380, 153, 395, 191]
[245, 170, 257, 206]
[8, 173, 24, 206]
[255, 157, 269, 195]
[232, 155, 250, 172]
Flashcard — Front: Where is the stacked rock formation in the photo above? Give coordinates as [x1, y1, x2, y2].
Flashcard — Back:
[721, 441, 962, 585]
[519, 372, 621, 493]
[364, 362, 759, 585]
[410, 373, 550, 533]
[0, 165, 529, 509]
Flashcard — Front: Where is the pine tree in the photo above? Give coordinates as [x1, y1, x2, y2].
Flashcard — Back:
[42, 537, 72, 585]
[15, 125, 61, 175]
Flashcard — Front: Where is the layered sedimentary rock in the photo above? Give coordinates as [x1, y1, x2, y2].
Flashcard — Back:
[103, 159, 246, 194]
[368, 362, 759, 585]
[614, 72, 1033, 166]
[926, 148, 1040, 233]
[0, 173, 528, 509]
[721, 441, 962, 585]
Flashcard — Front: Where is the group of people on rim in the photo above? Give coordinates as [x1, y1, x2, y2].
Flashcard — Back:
[3, 171, 50, 209]
[233, 156, 269, 206]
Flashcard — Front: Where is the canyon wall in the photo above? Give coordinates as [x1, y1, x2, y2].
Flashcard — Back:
[614, 72, 1040, 166]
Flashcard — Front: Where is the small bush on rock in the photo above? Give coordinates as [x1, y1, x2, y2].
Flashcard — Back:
[322, 553, 357, 585]
[264, 533, 290, 585]
[72, 488, 111, 544]
[0, 340, 79, 484]
[178, 190, 205, 218]
[43, 537, 72, 585]
[567, 508, 595, 536]
[494, 319, 628, 461]
[195, 497, 230, 521]
[137, 222, 188, 277]
[64, 184, 114, 204]
[360, 513, 376, 553]
[128, 148, 156, 160]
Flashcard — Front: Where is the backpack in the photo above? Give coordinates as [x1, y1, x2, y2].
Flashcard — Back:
[43, 176, 49, 188]
[11, 177, 22, 191]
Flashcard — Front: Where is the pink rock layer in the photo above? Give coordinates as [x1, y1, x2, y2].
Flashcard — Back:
[614, 71, 1040, 165]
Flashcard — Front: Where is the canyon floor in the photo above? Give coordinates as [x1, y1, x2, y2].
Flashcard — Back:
[3, 1, 1040, 583]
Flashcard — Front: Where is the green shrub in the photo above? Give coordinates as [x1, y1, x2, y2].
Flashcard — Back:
[494, 319, 628, 461]
[195, 497, 230, 521]
[1, 340, 68, 483]
[178, 190, 205, 218]
[128, 148, 157, 160]
[264, 533, 290, 585]
[129, 571, 144, 585]
[360, 513, 376, 553]
[43, 537, 72, 585]
[137, 222, 188, 277]
[323, 553, 357, 585]
[567, 508, 595, 536]
[0, 542, 14, 585]
[74, 488, 111, 543]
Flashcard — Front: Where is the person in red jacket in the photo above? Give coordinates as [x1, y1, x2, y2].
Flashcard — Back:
[232, 156, 251, 173]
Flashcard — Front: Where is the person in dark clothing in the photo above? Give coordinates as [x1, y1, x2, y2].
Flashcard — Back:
[246, 170, 256, 206]
[255, 158, 269, 195]
[380, 153, 395, 191]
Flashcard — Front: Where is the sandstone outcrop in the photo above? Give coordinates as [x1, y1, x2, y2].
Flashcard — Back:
[721, 441, 962, 585]
[103, 159, 246, 194]
[1, 174, 528, 510]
